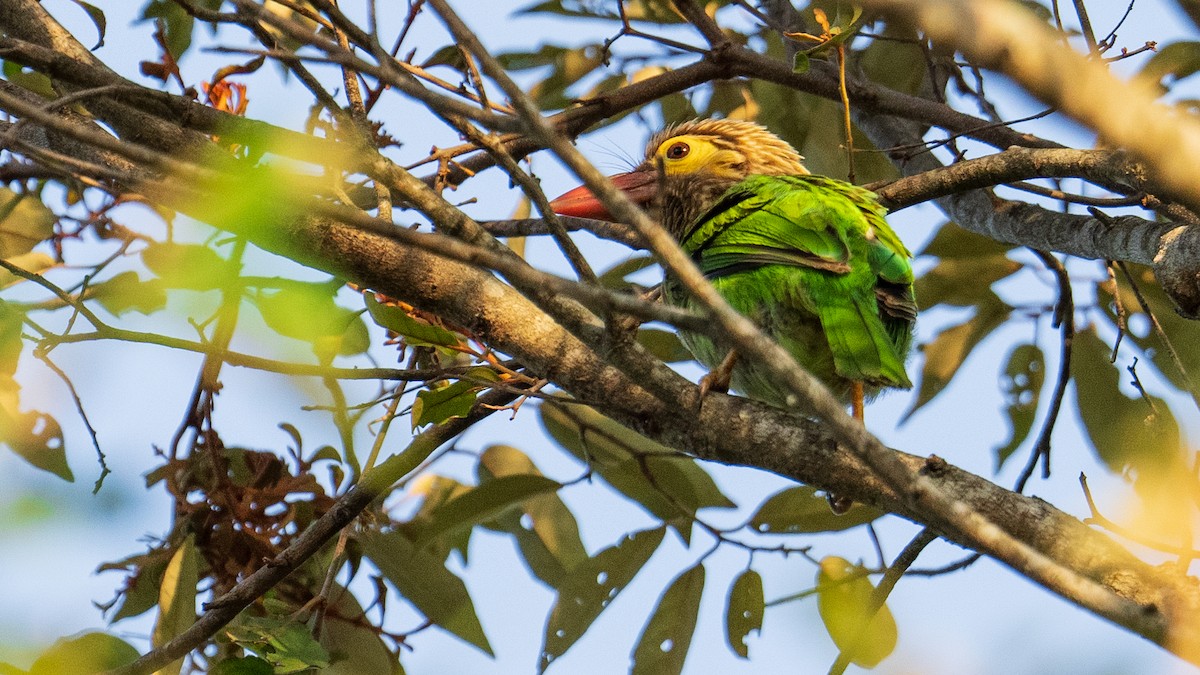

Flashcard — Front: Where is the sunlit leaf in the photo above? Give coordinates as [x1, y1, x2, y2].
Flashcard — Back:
[817, 556, 897, 669]
[0, 404, 72, 482]
[413, 474, 562, 549]
[363, 530, 494, 656]
[0, 252, 55, 288]
[539, 527, 666, 673]
[479, 445, 587, 587]
[631, 563, 705, 675]
[725, 569, 764, 659]
[748, 486, 881, 534]
[994, 343, 1045, 470]
[28, 632, 138, 675]
[0, 188, 55, 258]
[363, 293, 460, 347]
[153, 536, 200, 675]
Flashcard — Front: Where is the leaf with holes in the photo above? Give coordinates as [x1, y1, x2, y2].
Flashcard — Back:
[539, 527, 666, 673]
[632, 563, 705, 675]
[479, 445, 587, 587]
[994, 343, 1045, 470]
[725, 569, 764, 659]
[413, 474, 562, 549]
[748, 486, 881, 534]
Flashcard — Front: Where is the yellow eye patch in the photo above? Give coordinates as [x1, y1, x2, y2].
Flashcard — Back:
[652, 135, 726, 176]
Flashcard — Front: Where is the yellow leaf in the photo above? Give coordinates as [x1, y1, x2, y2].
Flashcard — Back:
[816, 556, 897, 669]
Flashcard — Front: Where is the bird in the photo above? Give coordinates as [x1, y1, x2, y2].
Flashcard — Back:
[550, 118, 915, 427]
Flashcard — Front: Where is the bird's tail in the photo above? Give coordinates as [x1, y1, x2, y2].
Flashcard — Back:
[819, 292, 912, 389]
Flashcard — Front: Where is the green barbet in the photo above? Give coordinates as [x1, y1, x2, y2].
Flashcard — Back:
[550, 119, 915, 421]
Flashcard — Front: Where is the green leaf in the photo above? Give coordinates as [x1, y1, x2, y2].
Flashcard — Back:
[209, 656, 274, 675]
[994, 343, 1045, 470]
[363, 293, 460, 346]
[153, 536, 199, 675]
[412, 367, 499, 428]
[631, 564, 705, 675]
[141, 241, 237, 290]
[0, 188, 55, 258]
[903, 296, 1011, 419]
[748, 486, 881, 534]
[792, 52, 811, 73]
[1140, 41, 1200, 88]
[254, 282, 370, 358]
[1096, 265, 1200, 398]
[28, 632, 139, 675]
[636, 328, 693, 363]
[539, 527, 666, 673]
[0, 252, 54, 288]
[725, 569, 763, 659]
[363, 530, 494, 656]
[597, 255, 656, 289]
[919, 220, 1015, 259]
[140, 0, 196, 58]
[1, 62, 56, 99]
[68, 0, 107, 49]
[110, 556, 168, 623]
[413, 474, 563, 549]
[1073, 327, 1181, 489]
[222, 616, 330, 672]
[90, 271, 167, 316]
[817, 556, 898, 669]
[479, 445, 587, 586]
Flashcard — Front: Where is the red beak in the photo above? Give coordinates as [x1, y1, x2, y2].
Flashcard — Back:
[548, 169, 657, 221]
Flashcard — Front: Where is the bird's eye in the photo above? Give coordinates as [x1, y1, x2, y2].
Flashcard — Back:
[665, 142, 690, 160]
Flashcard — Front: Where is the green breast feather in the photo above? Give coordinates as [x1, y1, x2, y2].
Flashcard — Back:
[664, 174, 916, 407]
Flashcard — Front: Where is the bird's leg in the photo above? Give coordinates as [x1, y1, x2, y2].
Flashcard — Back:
[827, 381, 866, 515]
[698, 349, 739, 399]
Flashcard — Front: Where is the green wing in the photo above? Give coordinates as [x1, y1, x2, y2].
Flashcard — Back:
[681, 175, 915, 388]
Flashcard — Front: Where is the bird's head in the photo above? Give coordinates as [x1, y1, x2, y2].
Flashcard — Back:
[550, 119, 807, 233]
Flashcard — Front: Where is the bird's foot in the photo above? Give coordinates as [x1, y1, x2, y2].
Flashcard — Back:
[697, 349, 738, 400]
